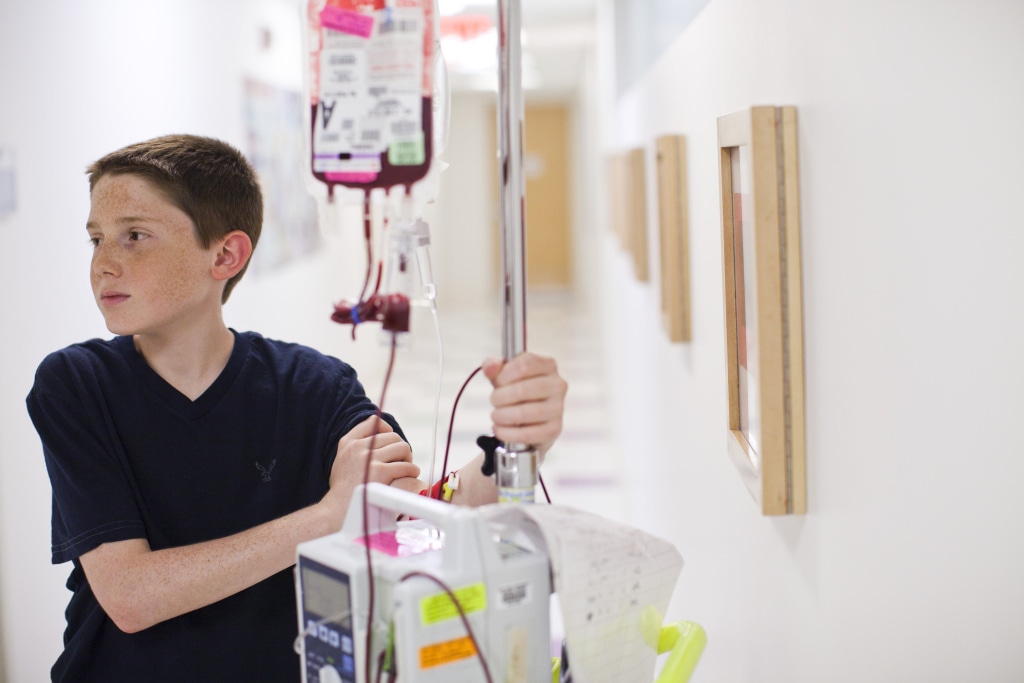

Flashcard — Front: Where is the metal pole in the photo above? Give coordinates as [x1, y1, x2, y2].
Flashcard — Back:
[495, 0, 538, 503]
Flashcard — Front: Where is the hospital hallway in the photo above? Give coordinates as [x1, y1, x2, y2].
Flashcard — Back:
[373, 289, 626, 521]
[4, 1, 1024, 679]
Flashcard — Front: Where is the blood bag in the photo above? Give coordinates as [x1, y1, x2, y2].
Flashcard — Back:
[304, 0, 435, 198]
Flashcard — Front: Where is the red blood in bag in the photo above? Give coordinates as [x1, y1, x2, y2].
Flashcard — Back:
[308, 97, 432, 196]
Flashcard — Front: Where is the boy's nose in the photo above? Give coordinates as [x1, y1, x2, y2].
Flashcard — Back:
[92, 242, 123, 277]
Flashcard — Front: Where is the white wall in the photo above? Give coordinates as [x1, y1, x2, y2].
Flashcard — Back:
[593, 0, 1024, 681]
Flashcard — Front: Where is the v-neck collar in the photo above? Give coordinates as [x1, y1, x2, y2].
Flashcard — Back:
[115, 329, 248, 420]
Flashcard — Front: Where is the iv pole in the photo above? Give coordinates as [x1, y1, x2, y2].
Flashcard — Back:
[494, 0, 539, 504]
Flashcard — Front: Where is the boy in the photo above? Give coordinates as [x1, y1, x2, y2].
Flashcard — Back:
[26, 134, 567, 681]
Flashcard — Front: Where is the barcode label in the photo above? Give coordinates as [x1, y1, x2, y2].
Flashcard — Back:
[328, 54, 357, 66]
[391, 120, 418, 137]
[379, 19, 419, 35]
[496, 581, 530, 608]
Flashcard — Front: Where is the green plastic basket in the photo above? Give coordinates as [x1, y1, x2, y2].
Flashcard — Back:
[550, 621, 706, 683]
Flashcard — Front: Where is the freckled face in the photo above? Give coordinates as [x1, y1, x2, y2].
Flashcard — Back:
[87, 174, 223, 338]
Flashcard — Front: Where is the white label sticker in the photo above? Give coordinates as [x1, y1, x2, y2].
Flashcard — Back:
[312, 7, 424, 173]
[496, 580, 531, 609]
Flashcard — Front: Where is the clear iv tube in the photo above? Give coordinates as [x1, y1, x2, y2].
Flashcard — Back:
[413, 233, 445, 495]
[425, 303, 443, 493]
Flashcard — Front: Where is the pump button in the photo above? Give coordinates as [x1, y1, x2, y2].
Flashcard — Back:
[319, 665, 343, 683]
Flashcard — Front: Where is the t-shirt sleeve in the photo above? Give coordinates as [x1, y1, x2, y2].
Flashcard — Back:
[320, 363, 407, 479]
[27, 352, 147, 565]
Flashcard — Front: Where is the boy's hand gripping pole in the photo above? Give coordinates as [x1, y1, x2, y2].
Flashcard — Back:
[494, 0, 538, 505]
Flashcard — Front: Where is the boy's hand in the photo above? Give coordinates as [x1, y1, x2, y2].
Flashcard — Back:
[323, 416, 422, 524]
[482, 352, 568, 458]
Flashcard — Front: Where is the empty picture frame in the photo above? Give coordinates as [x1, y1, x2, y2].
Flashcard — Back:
[606, 152, 630, 249]
[626, 147, 650, 282]
[717, 106, 806, 515]
[655, 135, 691, 342]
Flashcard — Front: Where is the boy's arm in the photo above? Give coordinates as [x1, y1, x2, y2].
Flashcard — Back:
[450, 352, 568, 507]
[80, 416, 420, 634]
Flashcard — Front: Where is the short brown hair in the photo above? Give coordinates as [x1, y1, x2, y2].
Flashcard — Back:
[87, 134, 263, 302]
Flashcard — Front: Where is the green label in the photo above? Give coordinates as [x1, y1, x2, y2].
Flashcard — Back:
[420, 583, 487, 625]
[388, 133, 426, 166]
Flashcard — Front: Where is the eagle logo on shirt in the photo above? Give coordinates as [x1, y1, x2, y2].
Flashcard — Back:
[255, 459, 277, 483]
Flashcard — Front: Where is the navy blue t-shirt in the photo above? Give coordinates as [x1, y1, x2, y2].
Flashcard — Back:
[26, 330, 402, 682]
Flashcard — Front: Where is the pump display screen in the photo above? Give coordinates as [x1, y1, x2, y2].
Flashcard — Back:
[302, 564, 352, 628]
[300, 559, 356, 682]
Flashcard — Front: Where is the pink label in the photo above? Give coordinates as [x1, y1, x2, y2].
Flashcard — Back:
[354, 530, 441, 557]
[355, 531, 401, 556]
[320, 6, 374, 38]
[326, 171, 379, 183]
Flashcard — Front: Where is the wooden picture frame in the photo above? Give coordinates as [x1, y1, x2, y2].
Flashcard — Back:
[606, 152, 630, 249]
[717, 106, 806, 515]
[626, 147, 650, 282]
[655, 135, 691, 342]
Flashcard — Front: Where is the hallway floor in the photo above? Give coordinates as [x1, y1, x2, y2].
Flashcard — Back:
[378, 289, 626, 519]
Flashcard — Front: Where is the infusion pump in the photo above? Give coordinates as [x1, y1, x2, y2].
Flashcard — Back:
[295, 483, 551, 683]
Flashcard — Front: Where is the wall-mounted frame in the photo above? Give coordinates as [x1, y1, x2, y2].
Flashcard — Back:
[606, 148, 650, 283]
[606, 152, 630, 249]
[0, 147, 15, 217]
[655, 135, 691, 342]
[625, 147, 650, 282]
[717, 106, 806, 515]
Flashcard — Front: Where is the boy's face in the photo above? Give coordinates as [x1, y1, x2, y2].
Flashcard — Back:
[87, 174, 224, 338]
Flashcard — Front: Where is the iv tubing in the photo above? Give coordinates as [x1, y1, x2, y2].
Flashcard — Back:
[424, 300, 444, 492]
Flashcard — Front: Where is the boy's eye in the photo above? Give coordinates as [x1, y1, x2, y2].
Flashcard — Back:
[88, 236, 101, 247]
[128, 231, 144, 241]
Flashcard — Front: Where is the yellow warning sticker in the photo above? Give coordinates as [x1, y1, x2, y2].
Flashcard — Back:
[420, 583, 487, 625]
[419, 635, 478, 669]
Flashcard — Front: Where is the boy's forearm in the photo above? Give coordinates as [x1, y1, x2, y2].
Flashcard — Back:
[449, 453, 499, 507]
[81, 498, 341, 633]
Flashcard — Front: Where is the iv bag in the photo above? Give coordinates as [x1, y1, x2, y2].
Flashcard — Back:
[303, 0, 436, 198]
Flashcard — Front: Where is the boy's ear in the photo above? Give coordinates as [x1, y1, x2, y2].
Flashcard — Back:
[211, 231, 253, 282]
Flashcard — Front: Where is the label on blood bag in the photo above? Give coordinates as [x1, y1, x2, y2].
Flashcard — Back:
[311, 5, 425, 176]
[319, 5, 374, 37]
[388, 132, 425, 166]
[313, 32, 373, 174]
[364, 9, 423, 147]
